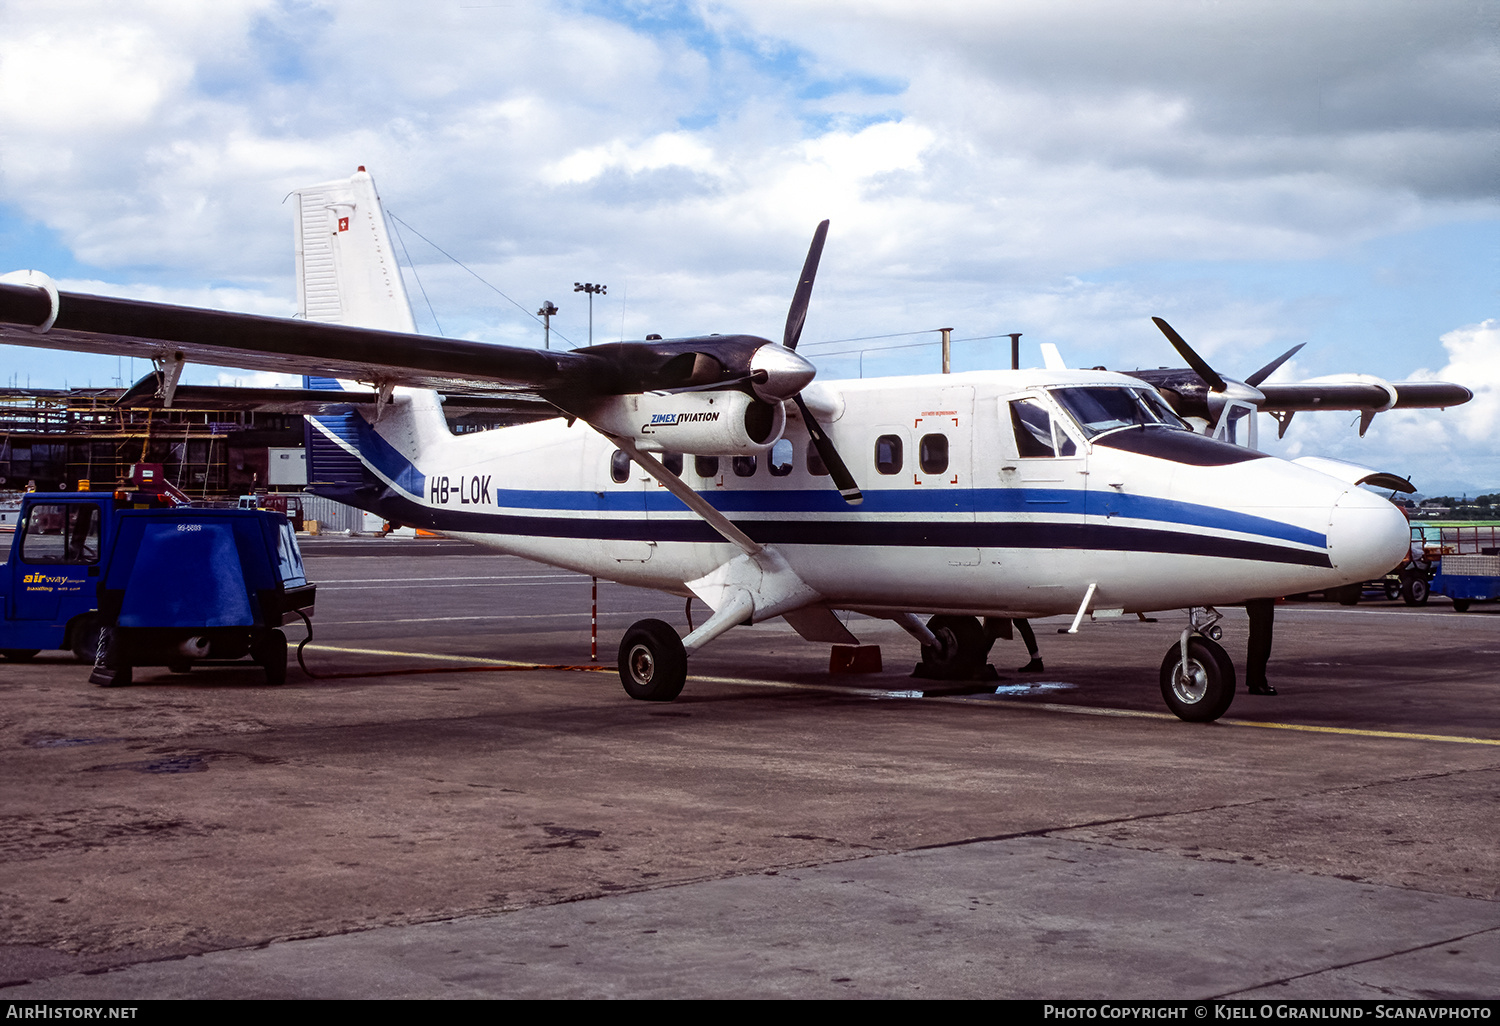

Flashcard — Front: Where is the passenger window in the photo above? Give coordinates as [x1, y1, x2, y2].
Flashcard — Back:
[875, 434, 903, 475]
[805, 441, 828, 477]
[732, 455, 758, 477]
[20, 503, 100, 564]
[694, 455, 720, 478]
[1010, 400, 1056, 458]
[769, 439, 794, 477]
[919, 434, 949, 474]
[662, 452, 683, 476]
[610, 449, 631, 483]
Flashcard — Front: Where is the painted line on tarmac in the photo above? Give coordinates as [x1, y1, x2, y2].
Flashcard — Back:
[1218, 719, 1500, 746]
[303, 643, 608, 671]
[296, 645, 1500, 746]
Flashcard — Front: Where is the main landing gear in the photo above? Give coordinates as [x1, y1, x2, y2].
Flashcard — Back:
[618, 619, 687, 701]
[1158, 607, 1236, 723]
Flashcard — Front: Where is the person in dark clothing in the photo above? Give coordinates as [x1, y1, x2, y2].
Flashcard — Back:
[1014, 618, 1043, 673]
[1245, 597, 1277, 695]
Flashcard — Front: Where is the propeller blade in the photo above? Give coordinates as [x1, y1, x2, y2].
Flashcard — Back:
[782, 220, 829, 352]
[1244, 343, 1306, 387]
[793, 392, 862, 505]
[1152, 317, 1227, 393]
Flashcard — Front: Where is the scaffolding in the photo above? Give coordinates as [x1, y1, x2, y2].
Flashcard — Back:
[0, 391, 302, 497]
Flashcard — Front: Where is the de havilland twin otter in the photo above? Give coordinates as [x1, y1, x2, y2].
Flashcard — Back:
[0, 169, 1473, 722]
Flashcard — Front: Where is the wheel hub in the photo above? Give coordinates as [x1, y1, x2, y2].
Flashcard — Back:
[628, 644, 655, 685]
[1171, 658, 1209, 704]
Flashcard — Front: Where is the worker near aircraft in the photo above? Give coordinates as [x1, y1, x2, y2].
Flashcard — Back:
[1013, 618, 1044, 673]
[1245, 598, 1277, 695]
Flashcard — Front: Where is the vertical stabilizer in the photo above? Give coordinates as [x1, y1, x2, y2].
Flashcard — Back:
[293, 169, 451, 514]
[292, 168, 417, 333]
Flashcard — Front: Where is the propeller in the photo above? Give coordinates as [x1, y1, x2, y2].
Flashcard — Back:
[1152, 317, 1226, 392]
[1146, 317, 1314, 435]
[781, 221, 863, 505]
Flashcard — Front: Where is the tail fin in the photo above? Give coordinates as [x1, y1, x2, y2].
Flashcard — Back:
[293, 169, 449, 514]
[291, 167, 417, 332]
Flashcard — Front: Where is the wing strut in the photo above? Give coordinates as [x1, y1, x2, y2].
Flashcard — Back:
[609, 437, 761, 556]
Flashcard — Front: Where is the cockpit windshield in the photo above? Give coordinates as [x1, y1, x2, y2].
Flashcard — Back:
[1050, 387, 1190, 439]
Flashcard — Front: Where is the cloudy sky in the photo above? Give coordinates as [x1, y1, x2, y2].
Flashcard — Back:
[1, 0, 1495, 493]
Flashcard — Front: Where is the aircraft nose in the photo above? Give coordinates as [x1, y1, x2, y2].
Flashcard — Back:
[1326, 488, 1409, 582]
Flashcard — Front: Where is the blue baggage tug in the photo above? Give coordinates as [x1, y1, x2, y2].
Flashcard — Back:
[1, 488, 314, 686]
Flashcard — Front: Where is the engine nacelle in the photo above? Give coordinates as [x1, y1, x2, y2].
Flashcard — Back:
[582, 390, 786, 454]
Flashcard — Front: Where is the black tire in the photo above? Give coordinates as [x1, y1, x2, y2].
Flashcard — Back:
[1332, 584, 1361, 606]
[1402, 577, 1430, 606]
[618, 619, 687, 701]
[1159, 637, 1236, 723]
[253, 630, 288, 686]
[1, 649, 40, 662]
[1452, 599, 1471, 613]
[69, 614, 104, 663]
[1384, 581, 1401, 601]
[920, 615, 990, 678]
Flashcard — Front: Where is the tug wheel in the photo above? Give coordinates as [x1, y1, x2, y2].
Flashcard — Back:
[1159, 637, 1235, 723]
[1402, 577, 1430, 606]
[618, 619, 687, 702]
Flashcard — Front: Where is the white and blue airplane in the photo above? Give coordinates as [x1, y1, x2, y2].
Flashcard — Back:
[0, 169, 1470, 722]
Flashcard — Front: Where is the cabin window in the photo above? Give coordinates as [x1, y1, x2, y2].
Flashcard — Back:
[769, 438, 794, 477]
[694, 455, 720, 478]
[20, 503, 100, 565]
[805, 441, 828, 476]
[874, 434, 903, 475]
[919, 434, 949, 475]
[610, 449, 631, 483]
[662, 452, 684, 476]
[732, 455, 758, 477]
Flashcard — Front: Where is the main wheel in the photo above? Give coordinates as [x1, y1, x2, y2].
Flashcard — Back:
[252, 629, 288, 686]
[1402, 576, 1430, 606]
[70, 614, 104, 663]
[1159, 637, 1235, 723]
[920, 615, 990, 678]
[618, 619, 687, 701]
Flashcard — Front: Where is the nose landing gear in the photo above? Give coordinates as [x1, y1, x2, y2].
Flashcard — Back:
[1159, 607, 1236, 722]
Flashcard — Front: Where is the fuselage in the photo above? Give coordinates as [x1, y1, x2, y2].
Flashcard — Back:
[309, 368, 1410, 620]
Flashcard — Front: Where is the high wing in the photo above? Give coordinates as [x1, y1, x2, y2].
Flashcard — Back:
[0, 278, 791, 407]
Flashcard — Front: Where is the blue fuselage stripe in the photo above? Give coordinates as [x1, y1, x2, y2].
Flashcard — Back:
[491, 487, 1326, 549]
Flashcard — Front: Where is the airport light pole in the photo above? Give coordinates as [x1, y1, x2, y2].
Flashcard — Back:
[573, 282, 607, 346]
[537, 301, 558, 350]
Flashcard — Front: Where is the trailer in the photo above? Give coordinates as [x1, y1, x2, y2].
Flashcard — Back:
[1430, 553, 1500, 612]
[89, 506, 315, 686]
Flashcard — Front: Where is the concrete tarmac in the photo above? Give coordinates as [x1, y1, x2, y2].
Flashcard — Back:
[1, 538, 1496, 999]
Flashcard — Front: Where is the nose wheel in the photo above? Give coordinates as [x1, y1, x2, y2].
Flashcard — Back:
[618, 619, 687, 701]
[1159, 636, 1235, 722]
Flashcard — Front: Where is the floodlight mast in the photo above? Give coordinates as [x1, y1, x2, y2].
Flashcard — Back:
[573, 282, 606, 345]
[537, 301, 558, 350]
